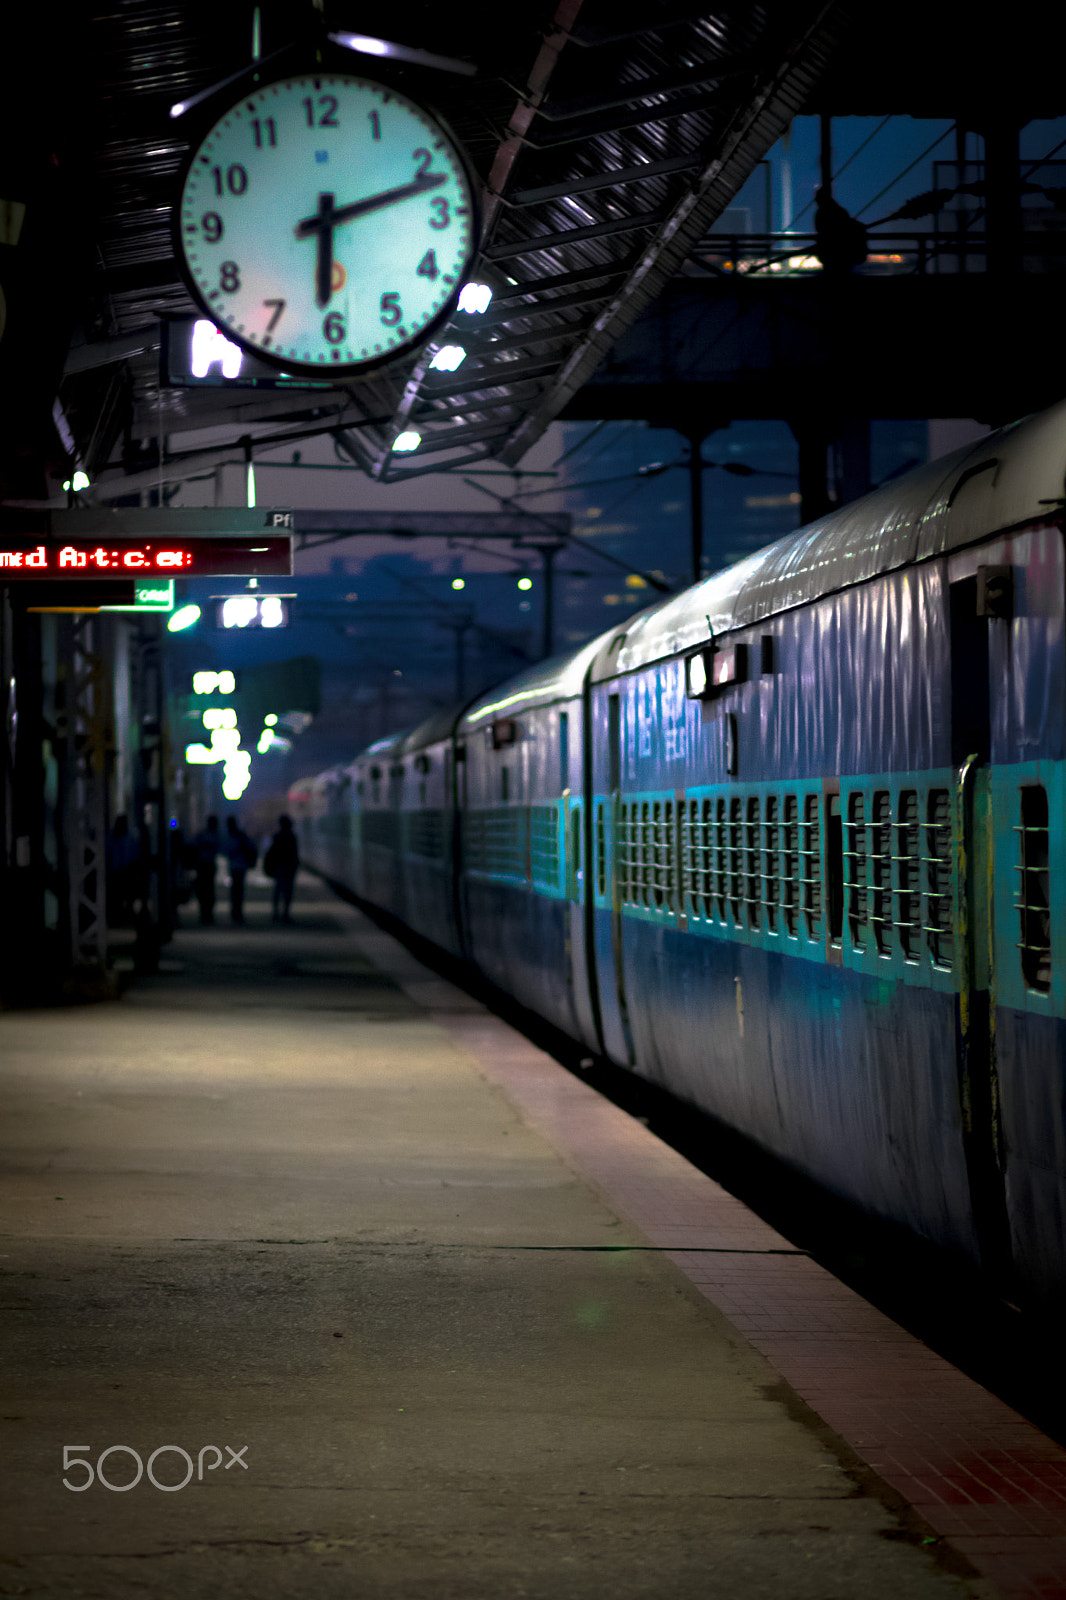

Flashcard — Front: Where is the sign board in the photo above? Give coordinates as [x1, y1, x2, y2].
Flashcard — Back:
[161, 317, 335, 391]
[102, 578, 175, 613]
[0, 508, 293, 579]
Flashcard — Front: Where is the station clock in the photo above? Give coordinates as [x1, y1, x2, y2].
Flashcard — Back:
[174, 72, 479, 376]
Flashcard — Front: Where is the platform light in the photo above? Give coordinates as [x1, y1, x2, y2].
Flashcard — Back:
[202, 707, 237, 730]
[184, 743, 220, 765]
[221, 595, 259, 628]
[62, 470, 91, 492]
[169, 604, 202, 633]
[457, 282, 492, 314]
[517, 576, 533, 591]
[451, 577, 465, 590]
[392, 430, 421, 452]
[429, 344, 466, 372]
[210, 728, 241, 755]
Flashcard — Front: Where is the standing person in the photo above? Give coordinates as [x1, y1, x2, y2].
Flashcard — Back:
[191, 814, 221, 925]
[224, 816, 257, 924]
[264, 814, 299, 924]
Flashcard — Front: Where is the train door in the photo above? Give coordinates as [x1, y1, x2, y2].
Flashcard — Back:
[591, 690, 635, 1066]
[950, 568, 1014, 1289]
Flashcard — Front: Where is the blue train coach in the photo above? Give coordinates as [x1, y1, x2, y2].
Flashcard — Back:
[294, 401, 1066, 1315]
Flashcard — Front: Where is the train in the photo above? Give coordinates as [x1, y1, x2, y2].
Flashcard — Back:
[291, 399, 1066, 1315]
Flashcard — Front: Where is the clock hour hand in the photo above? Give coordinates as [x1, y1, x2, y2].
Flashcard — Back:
[308, 192, 335, 311]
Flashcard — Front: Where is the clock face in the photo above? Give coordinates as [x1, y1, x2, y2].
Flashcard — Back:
[175, 73, 478, 375]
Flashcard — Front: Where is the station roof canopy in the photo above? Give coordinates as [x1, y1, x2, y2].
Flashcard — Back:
[4, 0, 1061, 502]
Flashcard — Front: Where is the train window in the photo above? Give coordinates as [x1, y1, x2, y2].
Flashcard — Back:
[728, 797, 743, 924]
[762, 796, 779, 932]
[846, 793, 868, 948]
[781, 795, 800, 936]
[699, 798, 713, 920]
[744, 797, 761, 930]
[926, 790, 954, 970]
[662, 799, 675, 913]
[896, 790, 921, 961]
[714, 797, 728, 923]
[801, 795, 822, 939]
[560, 712, 569, 792]
[616, 801, 632, 906]
[532, 806, 561, 892]
[1017, 785, 1051, 992]
[870, 791, 893, 954]
[640, 800, 652, 909]
[501, 767, 509, 802]
[596, 802, 606, 899]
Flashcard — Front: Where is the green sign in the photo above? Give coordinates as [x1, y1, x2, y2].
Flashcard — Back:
[102, 579, 175, 613]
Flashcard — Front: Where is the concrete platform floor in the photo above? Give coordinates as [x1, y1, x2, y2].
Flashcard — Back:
[0, 878, 1018, 1598]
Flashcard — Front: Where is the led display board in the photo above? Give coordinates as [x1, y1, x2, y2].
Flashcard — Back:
[162, 316, 335, 390]
[0, 509, 293, 578]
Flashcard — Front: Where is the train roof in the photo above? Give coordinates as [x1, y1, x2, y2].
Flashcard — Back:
[459, 632, 609, 729]
[400, 702, 469, 754]
[591, 399, 1066, 681]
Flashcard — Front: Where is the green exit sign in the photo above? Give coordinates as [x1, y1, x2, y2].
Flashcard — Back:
[102, 579, 174, 613]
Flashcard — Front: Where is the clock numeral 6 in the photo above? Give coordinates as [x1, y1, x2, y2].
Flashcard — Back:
[220, 261, 241, 293]
[380, 293, 402, 326]
[323, 312, 346, 345]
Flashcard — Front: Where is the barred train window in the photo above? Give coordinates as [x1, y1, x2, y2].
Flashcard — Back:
[1018, 785, 1051, 993]
[925, 790, 953, 969]
[617, 802, 632, 905]
[870, 791, 893, 955]
[801, 794, 822, 938]
[762, 796, 779, 932]
[714, 797, 728, 922]
[744, 797, 761, 930]
[846, 792, 868, 947]
[728, 797, 743, 923]
[896, 790, 921, 960]
[782, 795, 799, 935]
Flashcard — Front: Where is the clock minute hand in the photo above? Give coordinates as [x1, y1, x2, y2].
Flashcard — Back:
[295, 170, 446, 243]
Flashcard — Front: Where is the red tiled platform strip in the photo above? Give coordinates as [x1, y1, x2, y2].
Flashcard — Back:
[435, 1009, 1066, 1600]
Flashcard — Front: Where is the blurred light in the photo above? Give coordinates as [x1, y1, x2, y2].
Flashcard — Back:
[260, 596, 284, 628]
[392, 430, 421, 452]
[62, 470, 91, 492]
[257, 729, 292, 754]
[184, 743, 220, 765]
[264, 713, 278, 726]
[451, 577, 465, 590]
[457, 282, 492, 314]
[222, 596, 259, 628]
[429, 344, 465, 372]
[625, 574, 647, 589]
[210, 728, 241, 755]
[202, 707, 237, 730]
[219, 671, 236, 694]
[517, 576, 533, 591]
[169, 605, 201, 632]
[191, 319, 243, 379]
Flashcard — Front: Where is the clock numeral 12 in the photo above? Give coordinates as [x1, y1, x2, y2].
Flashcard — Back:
[303, 95, 339, 128]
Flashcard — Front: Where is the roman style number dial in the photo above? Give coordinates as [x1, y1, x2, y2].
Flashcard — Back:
[174, 73, 479, 375]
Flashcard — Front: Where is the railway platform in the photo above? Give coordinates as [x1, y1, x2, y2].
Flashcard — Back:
[2, 872, 1065, 1600]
